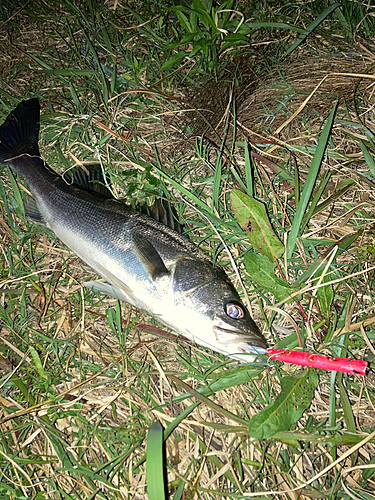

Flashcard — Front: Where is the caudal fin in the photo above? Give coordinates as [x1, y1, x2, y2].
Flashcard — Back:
[0, 98, 40, 165]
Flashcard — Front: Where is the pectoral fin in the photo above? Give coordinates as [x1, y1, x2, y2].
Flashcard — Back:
[132, 233, 169, 280]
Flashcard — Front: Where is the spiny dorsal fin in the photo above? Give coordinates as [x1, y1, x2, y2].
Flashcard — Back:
[132, 233, 169, 280]
[139, 198, 186, 236]
[64, 166, 186, 235]
[63, 166, 114, 199]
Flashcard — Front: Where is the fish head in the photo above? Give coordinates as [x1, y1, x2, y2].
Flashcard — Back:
[172, 257, 268, 363]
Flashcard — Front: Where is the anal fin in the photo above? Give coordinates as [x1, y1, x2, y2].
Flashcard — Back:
[88, 262, 135, 303]
[84, 280, 134, 303]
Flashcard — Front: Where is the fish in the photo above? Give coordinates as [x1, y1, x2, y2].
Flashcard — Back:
[0, 98, 268, 362]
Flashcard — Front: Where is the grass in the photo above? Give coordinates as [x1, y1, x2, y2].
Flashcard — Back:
[1, 0, 375, 498]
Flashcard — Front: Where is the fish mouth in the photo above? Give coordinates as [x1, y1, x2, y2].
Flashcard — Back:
[213, 323, 268, 355]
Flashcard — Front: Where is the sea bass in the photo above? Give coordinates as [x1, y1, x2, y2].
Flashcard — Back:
[0, 99, 267, 362]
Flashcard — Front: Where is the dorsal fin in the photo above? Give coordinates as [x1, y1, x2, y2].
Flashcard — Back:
[139, 198, 186, 236]
[63, 166, 114, 199]
[64, 166, 186, 235]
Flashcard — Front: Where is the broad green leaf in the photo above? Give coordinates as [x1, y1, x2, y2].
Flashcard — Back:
[220, 33, 249, 52]
[230, 190, 284, 260]
[193, 0, 213, 11]
[244, 252, 301, 303]
[248, 370, 319, 439]
[192, 7, 218, 31]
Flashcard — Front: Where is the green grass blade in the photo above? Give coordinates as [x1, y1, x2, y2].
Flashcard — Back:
[242, 22, 305, 33]
[332, 0, 353, 37]
[169, 375, 248, 426]
[164, 402, 200, 440]
[286, 101, 338, 259]
[173, 480, 185, 500]
[29, 345, 45, 378]
[361, 141, 375, 177]
[212, 156, 222, 211]
[0, 175, 17, 232]
[7, 167, 25, 222]
[151, 162, 212, 212]
[36, 68, 97, 76]
[146, 421, 166, 500]
[300, 169, 332, 233]
[284, 3, 341, 57]
[337, 378, 356, 435]
[244, 142, 253, 197]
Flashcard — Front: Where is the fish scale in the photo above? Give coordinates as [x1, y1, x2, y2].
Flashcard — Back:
[0, 98, 268, 362]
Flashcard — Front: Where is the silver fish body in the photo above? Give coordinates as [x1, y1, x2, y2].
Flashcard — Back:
[0, 99, 268, 362]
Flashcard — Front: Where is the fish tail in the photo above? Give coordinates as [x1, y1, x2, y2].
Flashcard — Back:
[0, 98, 40, 167]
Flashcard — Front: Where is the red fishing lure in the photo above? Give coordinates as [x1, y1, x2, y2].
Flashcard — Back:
[268, 349, 368, 376]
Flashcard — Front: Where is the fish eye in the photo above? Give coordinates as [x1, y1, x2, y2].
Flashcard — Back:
[225, 302, 245, 319]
